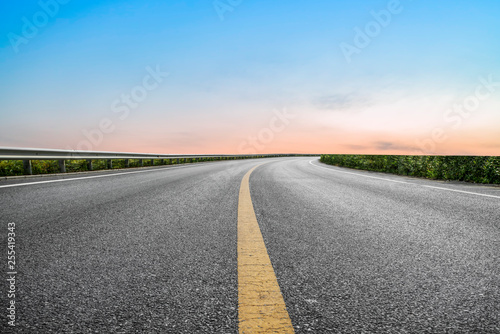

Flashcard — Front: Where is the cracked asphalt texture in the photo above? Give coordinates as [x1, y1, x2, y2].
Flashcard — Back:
[1, 157, 499, 333]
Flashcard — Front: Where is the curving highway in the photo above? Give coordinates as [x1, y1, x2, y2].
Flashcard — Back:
[1, 157, 499, 333]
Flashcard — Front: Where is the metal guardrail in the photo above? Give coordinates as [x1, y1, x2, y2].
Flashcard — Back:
[0, 147, 288, 160]
[0, 147, 306, 175]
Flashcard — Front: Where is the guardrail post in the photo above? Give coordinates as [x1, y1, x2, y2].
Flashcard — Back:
[175, 159, 179, 164]
[125, 159, 130, 168]
[87, 159, 93, 171]
[58, 160, 66, 173]
[107, 159, 113, 169]
[160, 159, 165, 165]
[140, 159, 144, 167]
[23, 160, 32, 175]
[150, 159, 154, 166]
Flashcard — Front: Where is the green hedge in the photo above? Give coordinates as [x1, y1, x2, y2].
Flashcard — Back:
[320, 155, 500, 184]
[0, 155, 291, 177]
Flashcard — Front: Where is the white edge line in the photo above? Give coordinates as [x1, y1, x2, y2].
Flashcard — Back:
[421, 185, 500, 199]
[309, 160, 500, 200]
[308, 160, 409, 184]
[0, 163, 202, 189]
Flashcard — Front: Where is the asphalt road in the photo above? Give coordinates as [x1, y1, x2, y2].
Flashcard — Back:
[1, 157, 499, 333]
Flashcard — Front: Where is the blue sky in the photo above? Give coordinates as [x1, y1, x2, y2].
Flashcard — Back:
[1, 0, 499, 154]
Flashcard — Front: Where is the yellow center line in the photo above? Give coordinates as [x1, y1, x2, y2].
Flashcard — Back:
[238, 165, 295, 333]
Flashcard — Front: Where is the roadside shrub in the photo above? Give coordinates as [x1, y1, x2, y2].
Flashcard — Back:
[0, 160, 24, 176]
[320, 155, 500, 184]
[32, 160, 59, 174]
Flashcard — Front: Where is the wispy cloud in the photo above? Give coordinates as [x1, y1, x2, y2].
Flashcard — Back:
[312, 93, 370, 112]
[345, 144, 369, 151]
[373, 141, 418, 152]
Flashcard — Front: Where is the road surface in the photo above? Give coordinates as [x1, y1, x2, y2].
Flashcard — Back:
[1, 157, 499, 333]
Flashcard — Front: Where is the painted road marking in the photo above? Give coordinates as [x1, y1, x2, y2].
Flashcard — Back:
[0, 163, 216, 189]
[308, 160, 410, 184]
[238, 165, 295, 333]
[421, 184, 500, 199]
[309, 160, 500, 200]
